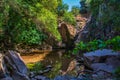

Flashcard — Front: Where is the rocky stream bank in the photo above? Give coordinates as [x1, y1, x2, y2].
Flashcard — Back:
[0, 49, 120, 80]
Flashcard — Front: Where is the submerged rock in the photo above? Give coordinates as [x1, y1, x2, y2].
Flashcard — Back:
[54, 75, 75, 80]
[34, 75, 50, 80]
[0, 77, 13, 80]
[54, 75, 92, 80]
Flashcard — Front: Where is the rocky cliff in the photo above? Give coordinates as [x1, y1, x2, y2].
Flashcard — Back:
[75, 0, 120, 43]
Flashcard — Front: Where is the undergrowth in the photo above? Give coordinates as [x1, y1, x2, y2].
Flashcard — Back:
[73, 36, 120, 54]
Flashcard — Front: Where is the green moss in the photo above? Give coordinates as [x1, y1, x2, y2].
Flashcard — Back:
[26, 62, 43, 72]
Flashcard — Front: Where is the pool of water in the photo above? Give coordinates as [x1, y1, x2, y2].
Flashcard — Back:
[21, 50, 74, 77]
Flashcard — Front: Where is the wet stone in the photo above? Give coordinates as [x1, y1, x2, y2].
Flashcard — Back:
[31, 78, 37, 80]
[91, 63, 114, 73]
[54, 75, 91, 80]
[84, 49, 119, 63]
[34, 75, 50, 80]
[29, 72, 35, 78]
[0, 77, 13, 80]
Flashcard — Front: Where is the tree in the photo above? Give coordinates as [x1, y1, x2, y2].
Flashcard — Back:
[80, 0, 88, 14]
[63, 12, 76, 26]
[40, 0, 59, 12]
[71, 6, 80, 16]
[0, 0, 62, 47]
[57, 3, 69, 16]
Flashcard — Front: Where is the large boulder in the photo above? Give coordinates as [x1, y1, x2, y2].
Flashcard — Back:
[83, 49, 120, 75]
[58, 22, 76, 48]
[83, 49, 119, 63]
[75, 15, 88, 31]
[0, 54, 7, 79]
[58, 23, 76, 42]
[91, 63, 114, 73]
[75, 1, 120, 43]
[0, 50, 30, 80]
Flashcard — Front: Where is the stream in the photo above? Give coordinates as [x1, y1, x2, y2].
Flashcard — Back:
[21, 50, 75, 78]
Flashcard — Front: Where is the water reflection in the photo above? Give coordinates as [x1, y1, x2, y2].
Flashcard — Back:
[21, 50, 73, 70]
[21, 50, 50, 63]
[21, 50, 74, 78]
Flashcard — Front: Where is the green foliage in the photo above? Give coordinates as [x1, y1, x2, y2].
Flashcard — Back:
[27, 62, 43, 73]
[89, 0, 120, 31]
[73, 36, 120, 54]
[80, 0, 89, 13]
[79, 0, 120, 41]
[71, 6, 80, 16]
[47, 61, 62, 78]
[0, 13, 4, 28]
[23, 0, 61, 40]
[90, 0, 103, 14]
[62, 12, 76, 26]
[57, 3, 69, 16]
[37, 8, 61, 40]
[114, 67, 120, 79]
[88, 40, 106, 51]
[0, 0, 62, 47]
[40, 0, 58, 12]
[16, 27, 46, 45]
[5, 8, 46, 45]
[57, 2, 76, 26]
[106, 36, 120, 51]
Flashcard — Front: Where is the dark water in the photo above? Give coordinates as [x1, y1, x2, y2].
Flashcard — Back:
[21, 50, 74, 72]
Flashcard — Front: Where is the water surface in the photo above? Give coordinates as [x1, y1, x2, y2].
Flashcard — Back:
[21, 50, 74, 72]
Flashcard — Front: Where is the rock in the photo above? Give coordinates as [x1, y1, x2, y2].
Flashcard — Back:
[75, 1, 120, 42]
[29, 72, 36, 78]
[81, 49, 120, 79]
[46, 65, 52, 69]
[60, 59, 78, 75]
[11, 71, 30, 80]
[92, 74, 98, 78]
[32, 65, 52, 75]
[58, 22, 76, 48]
[43, 68, 51, 73]
[54, 75, 72, 80]
[58, 23, 76, 42]
[31, 78, 37, 80]
[6, 50, 28, 74]
[75, 15, 88, 31]
[34, 75, 50, 80]
[91, 63, 114, 73]
[54, 75, 91, 80]
[0, 54, 12, 80]
[84, 49, 119, 63]
[0, 50, 30, 80]
[77, 74, 92, 80]
[106, 56, 120, 69]
[0, 77, 13, 80]
[0, 54, 5, 78]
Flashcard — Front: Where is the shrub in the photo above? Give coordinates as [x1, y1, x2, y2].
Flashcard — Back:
[62, 12, 76, 26]
[73, 36, 120, 54]
[16, 27, 46, 45]
[114, 67, 120, 79]
[106, 36, 120, 51]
